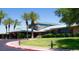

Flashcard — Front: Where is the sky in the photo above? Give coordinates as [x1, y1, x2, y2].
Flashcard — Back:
[0, 8, 63, 34]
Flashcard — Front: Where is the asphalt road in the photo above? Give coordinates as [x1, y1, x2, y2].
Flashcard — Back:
[0, 39, 71, 51]
[0, 39, 27, 51]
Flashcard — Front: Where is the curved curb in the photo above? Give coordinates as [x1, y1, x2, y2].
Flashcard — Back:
[6, 40, 49, 51]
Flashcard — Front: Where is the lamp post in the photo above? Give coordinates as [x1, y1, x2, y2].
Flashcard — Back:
[50, 40, 53, 49]
[17, 32, 21, 45]
[18, 39, 20, 45]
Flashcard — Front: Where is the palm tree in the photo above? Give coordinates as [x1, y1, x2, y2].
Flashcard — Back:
[30, 11, 39, 38]
[13, 19, 20, 39]
[0, 10, 6, 24]
[2, 20, 8, 39]
[6, 18, 14, 39]
[22, 13, 30, 40]
[14, 19, 20, 30]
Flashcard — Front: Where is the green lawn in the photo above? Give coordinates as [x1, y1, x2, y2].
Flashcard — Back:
[21, 37, 79, 49]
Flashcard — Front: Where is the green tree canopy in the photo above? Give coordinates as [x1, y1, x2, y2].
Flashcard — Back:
[30, 11, 39, 38]
[14, 19, 20, 30]
[55, 8, 79, 26]
[0, 10, 6, 24]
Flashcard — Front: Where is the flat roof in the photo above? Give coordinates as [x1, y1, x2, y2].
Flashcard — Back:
[0, 24, 78, 34]
[38, 25, 66, 32]
[38, 24, 78, 32]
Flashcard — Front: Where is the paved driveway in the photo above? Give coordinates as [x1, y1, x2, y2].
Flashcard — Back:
[0, 39, 71, 51]
[0, 39, 27, 51]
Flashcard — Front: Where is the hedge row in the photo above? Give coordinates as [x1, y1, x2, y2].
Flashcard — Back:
[17, 33, 31, 38]
[42, 33, 79, 38]
[17, 32, 79, 38]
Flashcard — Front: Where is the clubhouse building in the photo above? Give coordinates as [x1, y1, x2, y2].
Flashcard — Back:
[0, 23, 79, 39]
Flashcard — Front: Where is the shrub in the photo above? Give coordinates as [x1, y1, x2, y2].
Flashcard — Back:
[42, 33, 66, 38]
[41, 32, 76, 38]
[64, 33, 68, 37]
[76, 33, 79, 37]
[55, 34, 61, 37]
[62, 33, 65, 37]
[28, 34, 31, 38]
[67, 33, 72, 37]
[52, 34, 56, 37]
[42, 34, 55, 38]
[17, 33, 25, 39]
[55, 33, 65, 37]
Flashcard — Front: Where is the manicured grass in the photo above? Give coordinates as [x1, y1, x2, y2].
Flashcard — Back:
[21, 37, 79, 49]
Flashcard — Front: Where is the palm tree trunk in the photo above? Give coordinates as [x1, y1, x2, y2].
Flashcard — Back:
[5, 26, 7, 40]
[8, 25, 10, 39]
[31, 28, 34, 38]
[0, 19, 1, 25]
[26, 21, 28, 40]
[31, 21, 34, 38]
[9, 28, 10, 39]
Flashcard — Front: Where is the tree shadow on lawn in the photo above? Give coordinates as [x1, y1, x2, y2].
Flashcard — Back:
[56, 38, 79, 50]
